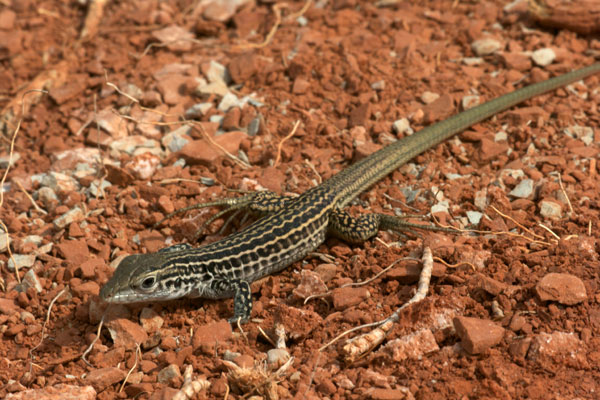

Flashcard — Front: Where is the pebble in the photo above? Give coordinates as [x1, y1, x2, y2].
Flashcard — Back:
[85, 367, 126, 392]
[105, 318, 149, 348]
[162, 125, 192, 153]
[109, 135, 160, 156]
[471, 38, 502, 56]
[196, 80, 230, 97]
[365, 387, 413, 400]
[95, 108, 129, 138]
[381, 329, 439, 361]
[201, 0, 251, 22]
[179, 130, 247, 165]
[41, 171, 79, 194]
[151, 25, 195, 52]
[0, 152, 20, 168]
[292, 269, 328, 299]
[218, 92, 242, 112]
[37, 187, 59, 209]
[139, 307, 164, 333]
[527, 331, 588, 369]
[466, 210, 483, 225]
[157, 364, 181, 384]
[453, 316, 505, 354]
[22, 269, 43, 293]
[509, 178, 534, 198]
[539, 200, 562, 220]
[420, 91, 439, 104]
[7, 254, 36, 272]
[331, 287, 370, 310]
[191, 320, 232, 352]
[184, 102, 213, 119]
[314, 263, 338, 282]
[4, 384, 96, 400]
[266, 348, 291, 369]
[535, 273, 587, 305]
[461, 94, 480, 110]
[531, 47, 556, 66]
[476, 273, 507, 296]
[392, 118, 413, 135]
[564, 125, 594, 146]
[205, 60, 230, 84]
[0, 233, 10, 252]
[125, 153, 160, 180]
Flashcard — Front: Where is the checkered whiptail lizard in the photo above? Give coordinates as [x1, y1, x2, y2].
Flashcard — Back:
[100, 63, 600, 322]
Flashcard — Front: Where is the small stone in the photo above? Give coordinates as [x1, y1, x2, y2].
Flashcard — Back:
[95, 108, 129, 139]
[381, 329, 439, 361]
[476, 274, 507, 296]
[72, 281, 100, 297]
[109, 135, 160, 156]
[420, 91, 439, 104]
[531, 48, 556, 67]
[471, 38, 502, 56]
[292, 77, 310, 94]
[55, 239, 89, 265]
[157, 195, 175, 214]
[314, 263, 337, 282]
[501, 52, 532, 71]
[0, 233, 9, 253]
[0, 152, 20, 168]
[535, 273, 587, 305]
[331, 287, 370, 310]
[0, 9, 16, 30]
[41, 172, 80, 194]
[162, 125, 192, 153]
[4, 384, 96, 400]
[7, 254, 35, 271]
[192, 320, 233, 352]
[392, 118, 413, 135]
[266, 348, 290, 369]
[371, 80, 385, 91]
[22, 269, 43, 293]
[461, 95, 480, 110]
[140, 307, 164, 333]
[218, 92, 242, 112]
[179, 130, 247, 166]
[349, 103, 371, 127]
[156, 74, 194, 105]
[528, 331, 588, 369]
[157, 364, 181, 384]
[0, 298, 20, 315]
[196, 80, 229, 97]
[366, 387, 413, 400]
[105, 318, 149, 348]
[539, 200, 562, 220]
[85, 367, 126, 392]
[228, 52, 259, 83]
[564, 125, 594, 146]
[509, 179, 534, 198]
[453, 316, 505, 354]
[466, 210, 483, 225]
[125, 153, 161, 180]
[184, 102, 213, 118]
[292, 270, 328, 299]
[151, 25, 195, 52]
[508, 336, 532, 358]
[205, 60, 230, 84]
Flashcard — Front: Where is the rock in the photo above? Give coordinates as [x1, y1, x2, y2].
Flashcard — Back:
[331, 287, 370, 310]
[461, 95, 480, 110]
[349, 103, 371, 127]
[139, 307, 164, 333]
[0, 232, 10, 252]
[365, 387, 414, 400]
[501, 52, 532, 71]
[453, 316, 505, 354]
[155, 73, 194, 105]
[0, 298, 20, 315]
[205, 60, 230, 84]
[509, 179, 534, 199]
[564, 125, 594, 146]
[314, 263, 337, 282]
[179, 130, 247, 166]
[192, 320, 233, 352]
[162, 125, 192, 153]
[528, 331, 588, 369]
[55, 239, 89, 265]
[381, 329, 439, 361]
[157, 364, 180, 384]
[151, 25, 195, 52]
[7, 254, 36, 271]
[228, 52, 259, 83]
[95, 108, 129, 138]
[539, 200, 562, 220]
[4, 384, 96, 400]
[471, 38, 502, 56]
[105, 318, 149, 348]
[420, 91, 439, 104]
[109, 135, 160, 156]
[85, 367, 126, 392]
[125, 153, 161, 180]
[21, 269, 43, 293]
[531, 48, 556, 66]
[41, 172, 79, 194]
[53, 207, 85, 229]
[292, 270, 328, 299]
[476, 274, 507, 296]
[392, 118, 413, 135]
[71, 281, 100, 297]
[266, 348, 290, 369]
[535, 273, 587, 305]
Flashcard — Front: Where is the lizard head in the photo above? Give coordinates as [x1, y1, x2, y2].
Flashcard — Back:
[100, 252, 187, 303]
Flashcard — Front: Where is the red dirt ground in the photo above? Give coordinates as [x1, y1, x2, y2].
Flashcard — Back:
[0, 0, 599, 399]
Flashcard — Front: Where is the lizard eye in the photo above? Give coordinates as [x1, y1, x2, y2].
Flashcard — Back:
[140, 277, 156, 290]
